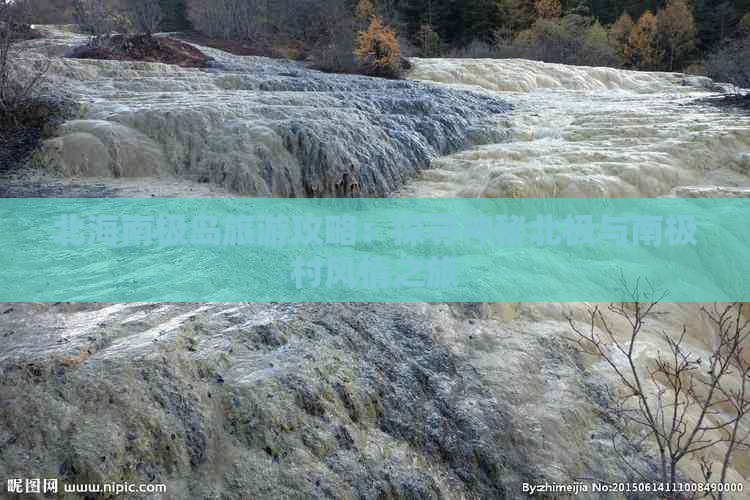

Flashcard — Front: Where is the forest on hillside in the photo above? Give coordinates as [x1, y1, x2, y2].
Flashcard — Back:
[11, 0, 750, 84]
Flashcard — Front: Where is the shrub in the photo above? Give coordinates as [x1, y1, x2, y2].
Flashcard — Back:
[683, 63, 705, 75]
[354, 16, 401, 78]
[0, 0, 50, 116]
[511, 17, 619, 67]
[184, 0, 406, 77]
[0, 0, 64, 174]
[446, 39, 504, 58]
[69, 34, 211, 67]
[513, 27, 539, 46]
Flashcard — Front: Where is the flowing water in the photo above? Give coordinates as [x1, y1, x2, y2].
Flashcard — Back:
[403, 58, 750, 199]
[404, 57, 750, 485]
[5, 27, 750, 490]
[18, 27, 509, 198]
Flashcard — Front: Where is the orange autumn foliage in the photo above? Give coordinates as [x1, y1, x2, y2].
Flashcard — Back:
[657, 0, 696, 70]
[355, 0, 375, 21]
[625, 10, 662, 69]
[355, 16, 402, 77]
[535, 0, 561, 19]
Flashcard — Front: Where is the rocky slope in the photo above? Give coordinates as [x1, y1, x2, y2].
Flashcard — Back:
[403, 58, 750, 198]
[0, 302, 652, 500]
[2, 27, 749, 500]
[12, 27, 509, 198]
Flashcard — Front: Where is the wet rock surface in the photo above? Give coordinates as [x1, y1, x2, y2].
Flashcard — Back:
[14, 27, 511, 198]
[0, 177, 115, 197]
[698, 93, 750, 113]
[402, 59, 750, 198]
[4, 27, 749, 500]
[0, 302, 647, 500]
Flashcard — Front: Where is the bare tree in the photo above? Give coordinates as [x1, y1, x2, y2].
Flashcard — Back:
[0, 0, 16, 112]
[567, 286, 750, 496]
[697, 304, 750, 499]
[73, 0, 117, 40]
[186, 0, 266, 41]
[185, 0, 361, 72]
[0, 0, 50, 117]
[125, 0, 163, 35]
[23, 0, 75, 24]
[705, 37, 750, 94]
[714, 2, 737, 41]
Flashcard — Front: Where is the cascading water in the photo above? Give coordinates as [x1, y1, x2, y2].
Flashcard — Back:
[403, 58, 750, 198]
[2, 26, 749, 496]
[18, 27, 509, 198]
[405, 57, 750, 487]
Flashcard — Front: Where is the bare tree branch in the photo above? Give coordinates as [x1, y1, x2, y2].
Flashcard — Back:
[568, 297, 750, 497]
